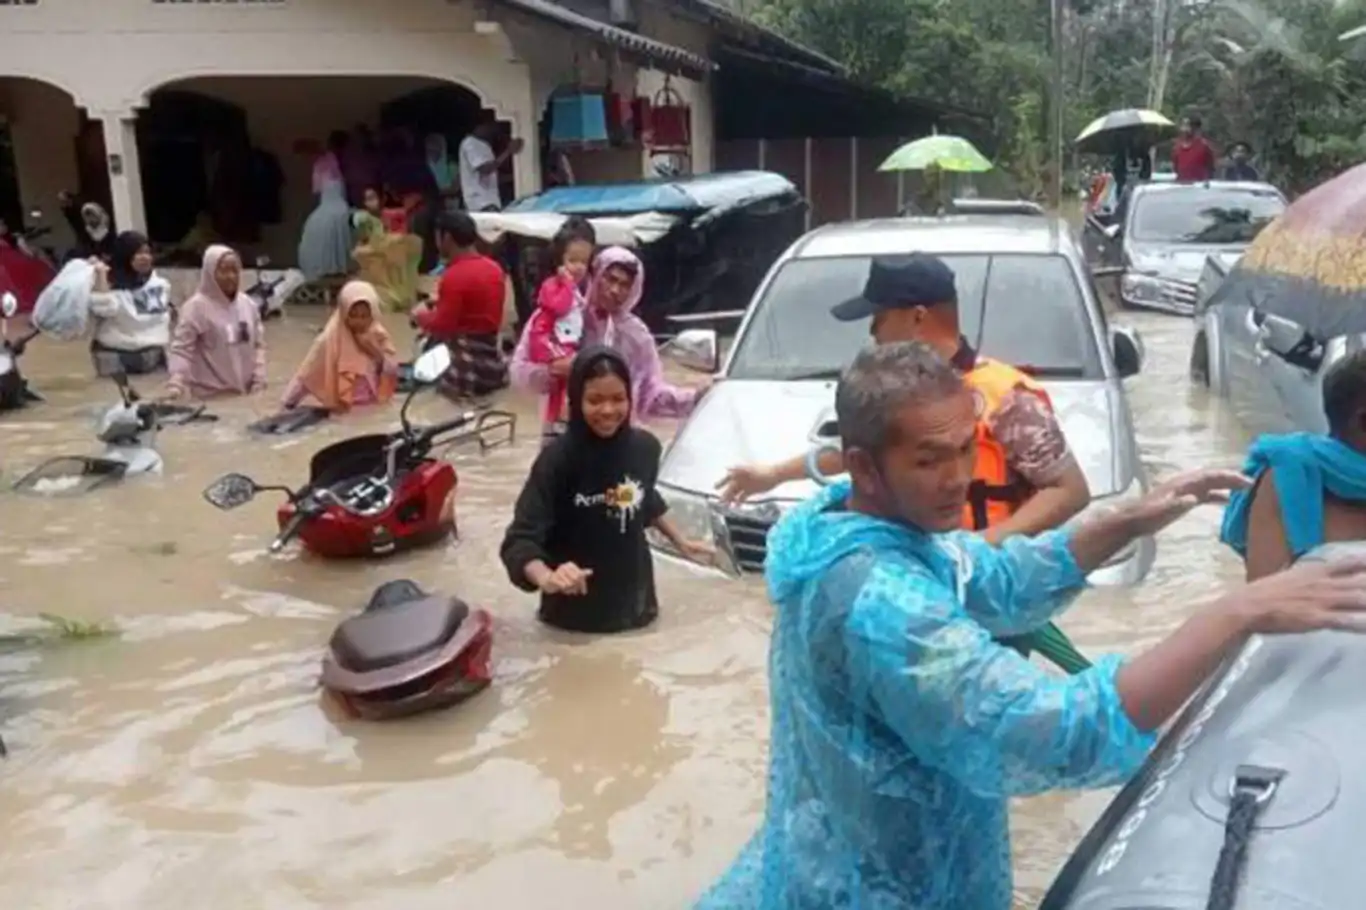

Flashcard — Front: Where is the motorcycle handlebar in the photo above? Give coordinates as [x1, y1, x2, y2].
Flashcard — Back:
[413, 412, 476, 446]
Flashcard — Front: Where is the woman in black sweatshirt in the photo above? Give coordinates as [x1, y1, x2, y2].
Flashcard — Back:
[500, 345, 711, 633]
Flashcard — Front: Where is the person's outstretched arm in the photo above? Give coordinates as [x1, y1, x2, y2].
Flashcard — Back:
[716, 448, 845, 504]
[839, 550, 1366, 798]
[950, 469, 1251, 638]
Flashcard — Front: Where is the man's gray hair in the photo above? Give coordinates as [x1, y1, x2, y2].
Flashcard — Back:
[835, 342, 966, 456]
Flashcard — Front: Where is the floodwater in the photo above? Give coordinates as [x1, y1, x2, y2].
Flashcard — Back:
[0, 306, 1252, 909]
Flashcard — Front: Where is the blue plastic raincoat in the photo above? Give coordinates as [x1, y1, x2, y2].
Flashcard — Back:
[696, 480, 1155, 909]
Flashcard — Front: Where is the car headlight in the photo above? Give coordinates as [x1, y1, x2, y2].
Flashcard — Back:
[647, 484, 715, 556]
[1120, 272, 1165, 304]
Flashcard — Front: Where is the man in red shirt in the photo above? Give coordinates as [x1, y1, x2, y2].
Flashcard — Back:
[1171, 114, 1216, 182]
[413, 211, 509, 398]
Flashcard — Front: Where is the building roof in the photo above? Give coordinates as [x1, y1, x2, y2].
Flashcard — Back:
[662, 0, 845, 73]
[490, 0, 715, 79]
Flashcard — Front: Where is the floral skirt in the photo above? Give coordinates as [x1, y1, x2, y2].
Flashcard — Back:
[438, 333, 508, 401]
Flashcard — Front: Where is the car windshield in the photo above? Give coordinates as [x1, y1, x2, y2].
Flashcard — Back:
[1130, 187, 1284, 244]
[726, 253, 1103, 381]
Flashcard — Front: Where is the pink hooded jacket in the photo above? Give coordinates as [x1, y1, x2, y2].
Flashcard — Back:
[167, 244, 267, 398]
[510, 246, 698, 420]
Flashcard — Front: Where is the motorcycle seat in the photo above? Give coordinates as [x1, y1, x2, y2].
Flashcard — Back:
[329, 596, 471, 672]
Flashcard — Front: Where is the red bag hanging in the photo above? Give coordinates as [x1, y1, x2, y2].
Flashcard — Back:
[604, 84, 635, 146]
[648, 77, 691, 151]
[631, 95, 653, 145]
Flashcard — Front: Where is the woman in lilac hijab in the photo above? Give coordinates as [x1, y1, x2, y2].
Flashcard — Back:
[511, 246, 708, 441]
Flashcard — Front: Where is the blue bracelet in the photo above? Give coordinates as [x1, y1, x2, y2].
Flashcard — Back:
[805, 444, 839, 486]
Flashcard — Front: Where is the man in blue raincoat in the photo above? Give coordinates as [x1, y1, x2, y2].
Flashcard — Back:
[695, 342, 1366, 910]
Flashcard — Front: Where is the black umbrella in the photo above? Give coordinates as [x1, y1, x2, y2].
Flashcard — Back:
[1074, 108, 1178, 156]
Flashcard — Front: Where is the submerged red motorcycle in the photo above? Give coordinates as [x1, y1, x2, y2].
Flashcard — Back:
[202, 346, 516, 558]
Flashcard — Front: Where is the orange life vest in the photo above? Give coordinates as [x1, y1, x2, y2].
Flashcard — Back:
[960, 357, 1052, 531]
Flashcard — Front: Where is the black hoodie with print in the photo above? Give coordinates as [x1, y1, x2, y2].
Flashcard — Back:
[499, 346, 667, 633]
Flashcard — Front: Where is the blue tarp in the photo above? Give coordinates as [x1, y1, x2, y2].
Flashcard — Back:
[504, 170, 797, 215]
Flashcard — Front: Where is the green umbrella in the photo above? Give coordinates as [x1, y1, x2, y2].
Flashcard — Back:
[878, 135, 994, 173]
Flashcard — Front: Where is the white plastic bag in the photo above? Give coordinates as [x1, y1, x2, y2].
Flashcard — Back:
[32, 259, 95, 341]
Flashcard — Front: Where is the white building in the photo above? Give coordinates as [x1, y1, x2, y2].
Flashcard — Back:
[0, 0, 746, 262]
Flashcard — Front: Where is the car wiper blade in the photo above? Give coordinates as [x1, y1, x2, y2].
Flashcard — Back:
[1016, 365, 1088, 378]
[784, 368, 844, 382]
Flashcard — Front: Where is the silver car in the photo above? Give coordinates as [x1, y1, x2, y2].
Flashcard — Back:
[655, 212, 1156, 586]
[1192, 253, 1360, 436]
[1089, 181, 1286, 315]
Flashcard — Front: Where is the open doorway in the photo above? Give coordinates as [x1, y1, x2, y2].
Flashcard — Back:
[0, 77, 85, 242]
[141, 76, 510, 268]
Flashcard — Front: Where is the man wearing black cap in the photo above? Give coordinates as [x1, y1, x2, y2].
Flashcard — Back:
[717, 252, 1092, 663]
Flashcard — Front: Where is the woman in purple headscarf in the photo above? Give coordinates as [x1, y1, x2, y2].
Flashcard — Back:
[511, 245, 708, 443]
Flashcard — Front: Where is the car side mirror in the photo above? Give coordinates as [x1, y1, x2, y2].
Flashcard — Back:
[1258, 313, 1308, 357]
[1112, 326, 1144, 378]
[203, 472, 259, 510]
[411, 343, 452, 384]
[662, 328, 718, 374]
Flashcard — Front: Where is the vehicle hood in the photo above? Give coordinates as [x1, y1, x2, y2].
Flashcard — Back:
[1127, 243, 1247, 285]
[660, 379, 1133, 501]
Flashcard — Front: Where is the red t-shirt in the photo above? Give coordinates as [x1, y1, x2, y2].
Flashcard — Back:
[1171, 137, 1216, 182]
[416, 253, 505, 339]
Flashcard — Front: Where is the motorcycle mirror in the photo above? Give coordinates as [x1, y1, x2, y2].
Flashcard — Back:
[0, 293, 16, 319]
[411, 344, 452, 385]
[203, 472, 259, 511]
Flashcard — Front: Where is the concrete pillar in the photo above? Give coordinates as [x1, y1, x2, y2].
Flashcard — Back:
[512, 106, 540, 199]
[94, 110, 145, 233]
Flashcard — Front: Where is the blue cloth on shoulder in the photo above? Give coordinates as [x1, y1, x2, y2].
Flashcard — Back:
[1221, 432, 1366, 559]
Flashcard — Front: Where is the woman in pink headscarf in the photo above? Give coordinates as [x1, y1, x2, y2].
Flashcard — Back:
[165, 244, 267, 399]
[511, 246, 706, 442]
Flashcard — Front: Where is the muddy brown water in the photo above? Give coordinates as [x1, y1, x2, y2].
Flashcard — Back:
[0, 308, 1251, 909]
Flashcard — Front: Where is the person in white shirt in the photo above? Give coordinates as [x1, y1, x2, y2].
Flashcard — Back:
[458, 121, 524, 213]
[88, 230, 173, 377]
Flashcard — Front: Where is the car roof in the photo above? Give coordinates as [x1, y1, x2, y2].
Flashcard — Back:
[1130, 179, 1282, 198]
[790, 214, 1076, 259]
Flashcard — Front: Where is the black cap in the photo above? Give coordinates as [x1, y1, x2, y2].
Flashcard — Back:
[830, 253, 957, 322]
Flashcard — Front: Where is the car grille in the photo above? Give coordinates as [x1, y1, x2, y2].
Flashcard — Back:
[1166, 279, 1198, 308]
[723, 512, 773, 573]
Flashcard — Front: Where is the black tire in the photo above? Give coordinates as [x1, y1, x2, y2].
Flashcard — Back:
[1190, 334, 1210, 387]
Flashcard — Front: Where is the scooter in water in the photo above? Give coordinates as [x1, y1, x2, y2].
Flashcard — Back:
[319, 579, 493, 720]
[13, 372, 216, 494]
[202, 345, 517, 558]
[0, 291, 41, 413]
[245, 255, 286, 321]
